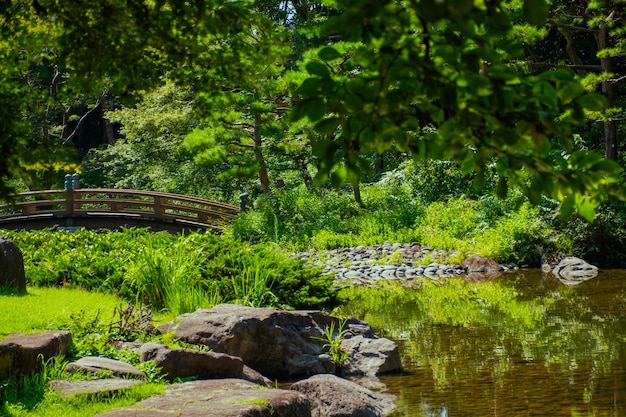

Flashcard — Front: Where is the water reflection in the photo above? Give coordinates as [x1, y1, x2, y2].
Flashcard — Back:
[336, 270, 626, 417]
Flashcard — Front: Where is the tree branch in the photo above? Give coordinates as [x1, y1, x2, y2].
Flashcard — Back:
[62, 96, 104, 145]
[547, 19, 596, 33]
[523, 61, 603, 71]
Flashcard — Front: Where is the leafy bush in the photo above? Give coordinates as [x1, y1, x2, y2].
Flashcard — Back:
[552, 201, 626, 267]
[1, 228, 335, 314]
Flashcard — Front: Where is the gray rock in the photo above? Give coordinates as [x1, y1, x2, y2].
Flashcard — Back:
[462, 255, 502, 272]
[49, 378, 143, 399]
[0, 330, 72, 377]
[344, 270, 365, 280]
[340, 335, 403, 377]
[0, 342, 19, 380]
[291, 374, 396, 417]
[243, 365, 273, 386]
[65, 356, 147, 379]
[95, 378, 311, 417]
[553, 256, 599, 285]
[158, 305, 395, 380]
[139, 342, 244, 381]
[157, 305, 334, 379]
[0, 237, 26, 293]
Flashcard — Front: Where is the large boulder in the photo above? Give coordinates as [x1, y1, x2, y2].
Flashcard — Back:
[291, 374, 396, 417]
[0, 237, 26, 293]
[0, 330, 72, 378]
[138, 342, 244, 381]
[158, 304, 400, 379]
[553, 256, 599, 285]
[95, 378, 311, 417]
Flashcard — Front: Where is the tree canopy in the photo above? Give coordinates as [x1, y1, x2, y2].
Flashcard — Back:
[1, 0, 625, 219]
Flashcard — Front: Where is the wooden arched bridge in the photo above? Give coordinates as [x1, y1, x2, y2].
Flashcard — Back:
[0, 189, 240, 233]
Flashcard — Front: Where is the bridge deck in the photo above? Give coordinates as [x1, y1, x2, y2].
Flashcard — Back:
[0, 189, 240, 233]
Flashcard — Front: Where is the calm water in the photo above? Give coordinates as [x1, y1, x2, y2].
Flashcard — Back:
[337, 270, 626, 417]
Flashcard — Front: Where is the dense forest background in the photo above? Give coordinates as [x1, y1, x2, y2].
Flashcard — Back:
[2, 0, 626, 266]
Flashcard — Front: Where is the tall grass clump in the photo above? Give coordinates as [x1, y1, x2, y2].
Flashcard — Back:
[124, 234, 214, 314]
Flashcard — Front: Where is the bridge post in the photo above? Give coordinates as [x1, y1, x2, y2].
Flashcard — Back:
[65, 189, 74, 215]
[154, 196, 165, 217]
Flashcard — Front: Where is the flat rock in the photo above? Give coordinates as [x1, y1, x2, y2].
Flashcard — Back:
[65, 356, 146, 379]
[94, 378, 311, 417]
[139, 342, 244, 381]
[0, 330, 72, 377]
[291, 374, 396, 417]
[48, 378, 143, 399]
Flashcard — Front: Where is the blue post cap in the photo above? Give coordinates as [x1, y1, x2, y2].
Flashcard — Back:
[64, 174, 72, 190]
[71, 173, 80, 189]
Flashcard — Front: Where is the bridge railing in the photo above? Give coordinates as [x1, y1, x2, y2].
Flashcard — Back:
[0, 189, 240, 230]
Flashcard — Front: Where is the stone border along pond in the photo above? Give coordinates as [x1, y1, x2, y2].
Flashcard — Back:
[292, 242, 520, 286]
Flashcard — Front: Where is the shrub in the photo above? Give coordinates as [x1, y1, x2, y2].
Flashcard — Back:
[0, 228, 335, 313]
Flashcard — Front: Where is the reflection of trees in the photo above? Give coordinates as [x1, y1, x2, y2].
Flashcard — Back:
[336, 271, 626, 416]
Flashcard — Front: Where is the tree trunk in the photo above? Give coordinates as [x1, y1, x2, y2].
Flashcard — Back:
[253, 114, 271, 194]
[596, 25, 618, 160]
[352, 182, 362, 205]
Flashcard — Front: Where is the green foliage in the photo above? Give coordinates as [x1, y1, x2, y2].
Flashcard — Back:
[1, 228, 334, 313]
[312, 319, 351, 370]
[229, 160, 557, 264]
[230, 179, 423, 250]
[552, 202, 626, 267]
[81, 81, 235, 200]
[293, 0, 626, 219]
[415, 196, 552, 264]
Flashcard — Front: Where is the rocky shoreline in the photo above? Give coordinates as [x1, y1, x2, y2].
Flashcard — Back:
[1, 305, 402, 417]
[293, 242, 519, 286]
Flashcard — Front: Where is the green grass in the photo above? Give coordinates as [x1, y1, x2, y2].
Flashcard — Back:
[2, 378, 165, 417]
[0, 286, 171, 417]
[0, 287, 126, 339]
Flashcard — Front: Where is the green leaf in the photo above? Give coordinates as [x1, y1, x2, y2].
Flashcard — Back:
[473, 170, 485, 191]
[330, 166, 348, 187]
[560, 195, 576, 219]
[291, 98, 326, 122]
[576, 93, 606, 111]
[577, 197, 597, 222]
[306, 98, 327, 122]
[318, 46, 343, 61]
[522, 0, 548, 26]
[295, 78, 323, 97]
[314, 117, 342, 134]
[447, 0, 474, 17]
[306, 61, 331, 79]
[557, 82, 585, 104]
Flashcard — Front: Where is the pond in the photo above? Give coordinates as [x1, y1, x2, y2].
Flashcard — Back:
[335, 270, 626, 417]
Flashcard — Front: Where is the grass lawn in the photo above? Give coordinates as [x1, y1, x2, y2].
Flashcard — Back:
[0, 287, 126, 338]
[0, 286, 176, 339]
